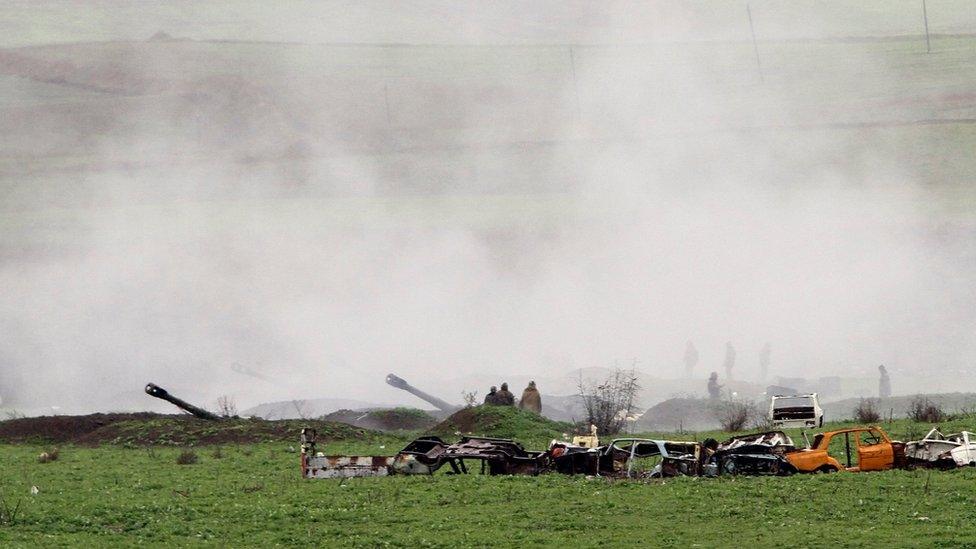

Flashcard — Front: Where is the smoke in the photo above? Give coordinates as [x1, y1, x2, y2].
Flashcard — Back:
[1, 2, 974, 413]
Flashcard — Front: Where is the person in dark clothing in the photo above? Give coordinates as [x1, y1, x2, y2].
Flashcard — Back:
[878, 365, 891, 398]
[484, 386, 499, 405]
[684, 340, 699, 378]
[495, 382, 515, 406]
[707, 372, 723, 400]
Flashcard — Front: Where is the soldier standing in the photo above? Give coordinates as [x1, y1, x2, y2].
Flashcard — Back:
[878, 365, 891, 398]
[684, 341, 699, 378]
[707, 372, 723, 400]
[518, 381, 542, 414]
[723, 342, 736, 381]
[484, 386, 499, 405]
[496, 382, 515, 406]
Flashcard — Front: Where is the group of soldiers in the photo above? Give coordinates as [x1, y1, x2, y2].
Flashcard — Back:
[484, 381, 542, 414]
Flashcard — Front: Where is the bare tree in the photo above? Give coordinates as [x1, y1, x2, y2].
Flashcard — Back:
[576, 368, 641, 435]
[714, 397, 759, 432]
[460, 389, 479, 408]
[292, 399, 310, 420]
[216, 395, 238, 418]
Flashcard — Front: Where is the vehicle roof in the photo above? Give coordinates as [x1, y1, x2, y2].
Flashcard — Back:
[819, 425, 885, 435]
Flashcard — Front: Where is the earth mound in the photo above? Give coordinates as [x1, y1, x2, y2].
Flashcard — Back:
[321, 407, 437, 431]
[0, 413, 377, 446]
[430, 405, 571, 441]
[635, 397, 721, 432]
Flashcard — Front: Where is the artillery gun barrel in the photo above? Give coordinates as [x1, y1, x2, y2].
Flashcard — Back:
[144, 383, 221, 420]
[385, 374, 459, 413]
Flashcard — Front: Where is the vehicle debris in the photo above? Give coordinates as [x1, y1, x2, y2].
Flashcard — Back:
[785, 426, 906, 473]
[392, 436, 546, 475]
[769, 393, 823, 429]
[144, 383, 222, 420]
[706, 431, 798, 476]
[905, 428, 976, 468]
[300, 428, 393, 478]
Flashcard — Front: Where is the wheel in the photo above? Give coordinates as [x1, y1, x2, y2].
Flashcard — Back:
[816, 465, 838, 474]
[722, 457, 738, 475]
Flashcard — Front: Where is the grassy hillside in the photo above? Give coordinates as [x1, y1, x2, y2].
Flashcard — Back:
[3, 413, 976, 546]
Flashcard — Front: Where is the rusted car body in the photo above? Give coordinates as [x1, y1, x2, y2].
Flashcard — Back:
[905, 428, 976, 468]
[707, 431, 798, 476]
[549, 438, 702, 478]
[785, 426, 905, 473]
[300, 428, 393, 478]
[392, 436, 546, 475]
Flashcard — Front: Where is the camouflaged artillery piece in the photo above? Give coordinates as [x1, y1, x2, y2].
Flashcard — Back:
[385, 373, 462, 417]
[144, 383, 222, 420]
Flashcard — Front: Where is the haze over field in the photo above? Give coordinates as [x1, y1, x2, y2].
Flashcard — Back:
[0, 1, 974, 414]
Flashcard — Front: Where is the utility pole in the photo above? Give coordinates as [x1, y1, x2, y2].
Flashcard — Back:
[747, 4, 764, 82]
[569, 46, 582, 122]
[922, 0, 932, 53]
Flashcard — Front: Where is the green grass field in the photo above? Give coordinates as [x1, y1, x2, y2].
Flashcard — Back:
[3, 409, 976, 547]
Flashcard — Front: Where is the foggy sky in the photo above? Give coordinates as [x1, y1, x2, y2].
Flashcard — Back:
[1, 1, 974, 414]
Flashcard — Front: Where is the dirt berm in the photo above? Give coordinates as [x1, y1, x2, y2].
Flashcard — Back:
[430, 405, 571, 441]
[0, 413, 378, 446]
[320, 407, 438, 431]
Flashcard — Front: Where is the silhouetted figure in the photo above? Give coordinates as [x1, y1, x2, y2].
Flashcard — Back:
[684, 341, 699, 378]
[707, 372, 723, 400]
[518, 381, 542, 414]
[495, 382, 515, 406]
[723, 342, 736, 381]
[878, 365, 891, 398]
[484, 386, 499, 405]
[759, 342, 771, 381]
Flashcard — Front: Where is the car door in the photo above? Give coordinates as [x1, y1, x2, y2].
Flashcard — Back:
[857, 429, 893, 471]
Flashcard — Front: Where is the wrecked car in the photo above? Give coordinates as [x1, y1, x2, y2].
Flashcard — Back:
[786, 426, 906, 473]
[300, 428, 393, 478]
[392, 435, 546, 476]
[706, 431, 798, 476]
[769, 393, 823, 429]
[905, 428, 976, 469]
[548, 438, 703, 478]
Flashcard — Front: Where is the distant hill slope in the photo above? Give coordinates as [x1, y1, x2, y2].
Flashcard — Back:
[823, 393, 976, 421]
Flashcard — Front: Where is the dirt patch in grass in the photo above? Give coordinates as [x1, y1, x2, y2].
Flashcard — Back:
[0, 413, 378, 446]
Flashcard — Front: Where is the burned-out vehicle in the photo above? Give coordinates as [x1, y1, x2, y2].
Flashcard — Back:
[300, 428, 393, 478]
[905, 428, 976, 469]
[786, 426, 906, 473]
[391, 435, 546, 475]
[549, 438, 703, 478]
[769, 393, 823, 429]
[705, 431, 798, 476]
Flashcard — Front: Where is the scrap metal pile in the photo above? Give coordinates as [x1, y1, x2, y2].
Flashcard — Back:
[302, 423, 976, 480]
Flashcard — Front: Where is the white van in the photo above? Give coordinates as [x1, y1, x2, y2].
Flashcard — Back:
[769, 393, 823, 429]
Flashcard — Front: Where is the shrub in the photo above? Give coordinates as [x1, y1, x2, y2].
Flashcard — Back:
[854, 398, 881, 423]
[576, 368, 641, 436]
[0, 492, 22, 526]
[714, 398, 758, 432]
[176, 450, 198, 465]
[907, 397, 945, 423]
